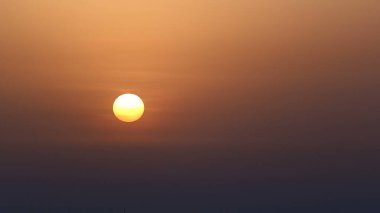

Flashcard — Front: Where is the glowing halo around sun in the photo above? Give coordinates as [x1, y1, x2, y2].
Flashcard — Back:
[113, 93, 144, 122]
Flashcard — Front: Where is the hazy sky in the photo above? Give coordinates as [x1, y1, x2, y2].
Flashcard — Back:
[0, 0, 379, 211]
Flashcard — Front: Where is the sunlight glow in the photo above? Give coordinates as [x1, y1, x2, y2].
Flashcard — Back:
[113, 93, 144, 122]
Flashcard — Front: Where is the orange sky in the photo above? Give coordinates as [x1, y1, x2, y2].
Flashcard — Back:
[1, 0, 380, 209]
[1, 0, 379, 145]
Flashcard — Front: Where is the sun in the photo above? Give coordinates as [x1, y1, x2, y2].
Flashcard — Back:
[113, 93, 144, 122]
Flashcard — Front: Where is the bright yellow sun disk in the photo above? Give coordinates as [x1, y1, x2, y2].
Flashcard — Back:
[113, 93, 144, 122]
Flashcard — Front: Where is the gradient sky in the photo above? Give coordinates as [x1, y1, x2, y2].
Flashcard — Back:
[0, 0, 380, 211]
